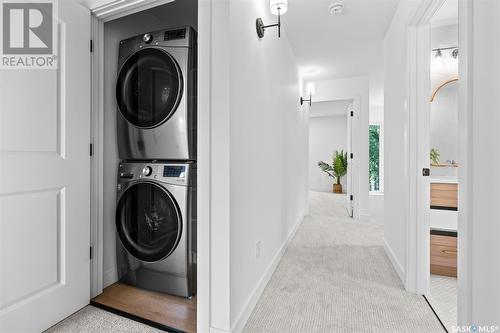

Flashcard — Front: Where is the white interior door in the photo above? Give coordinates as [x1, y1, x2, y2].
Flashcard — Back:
[0, 1, 91, 331]
[346, 102, 353, 217]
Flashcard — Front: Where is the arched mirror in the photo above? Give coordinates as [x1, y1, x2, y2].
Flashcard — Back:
[430, 76, 459, 167]
[430, 76, 458, 102]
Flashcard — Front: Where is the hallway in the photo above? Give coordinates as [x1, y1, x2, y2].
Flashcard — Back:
[243, 191, 444, 333]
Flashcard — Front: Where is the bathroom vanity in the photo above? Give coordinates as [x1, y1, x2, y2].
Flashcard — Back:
[430, 176, 458, 277]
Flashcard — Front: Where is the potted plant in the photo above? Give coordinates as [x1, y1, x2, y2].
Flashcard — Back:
[430, 148, 440, 166]
[318, 150, 348, 193]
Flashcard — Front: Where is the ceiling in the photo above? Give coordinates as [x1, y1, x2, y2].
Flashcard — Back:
[432, 0, 458, 27]
[284, 0, 400, 81]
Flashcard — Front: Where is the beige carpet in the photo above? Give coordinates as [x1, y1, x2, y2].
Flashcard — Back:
[44, 306, 163, 333]
[243, 191, 445, 333]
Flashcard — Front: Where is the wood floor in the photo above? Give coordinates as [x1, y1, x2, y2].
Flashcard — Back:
[91, 282, 196, 333]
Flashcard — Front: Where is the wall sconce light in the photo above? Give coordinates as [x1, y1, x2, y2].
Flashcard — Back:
[256, 0, 288, 38]
[301, 83, 315, 106]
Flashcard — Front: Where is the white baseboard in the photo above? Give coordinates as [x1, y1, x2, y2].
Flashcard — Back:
[103, 266, 118, 288]
[230, 213, 306, 333]
[358, 213, 371, 221]
[210, 327, 230, 333]
[383, 238, 405, 283]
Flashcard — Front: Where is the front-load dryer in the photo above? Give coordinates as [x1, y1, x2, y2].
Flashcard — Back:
[116, 26, 197, 160]
[115, 162, 196, 297]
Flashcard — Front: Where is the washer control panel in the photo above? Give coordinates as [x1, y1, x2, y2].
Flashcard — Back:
[118, 162, 191, 186]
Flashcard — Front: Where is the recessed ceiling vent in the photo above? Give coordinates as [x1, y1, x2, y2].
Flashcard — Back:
[329, 2, 344, 15]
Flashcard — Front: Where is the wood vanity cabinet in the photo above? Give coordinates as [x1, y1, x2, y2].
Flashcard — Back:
[430, 183, 458, 209]
[430, 233, 457, 277]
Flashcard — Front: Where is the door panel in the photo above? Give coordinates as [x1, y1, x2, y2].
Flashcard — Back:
[1, 71, 59, 153]
[0, 1, 91, 332]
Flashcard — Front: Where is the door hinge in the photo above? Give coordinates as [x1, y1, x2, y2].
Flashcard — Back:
[350, 195, 354, 201]
[350, 111, 354, 117]
[350, 153, 354, 159]
[90, 246, 94, 260]
[90, 143, 94, 156]
[90, 40, 94, 53]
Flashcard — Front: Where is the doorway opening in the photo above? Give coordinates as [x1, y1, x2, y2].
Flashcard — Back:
[408, 0, 459, 331]
[308, 99, 354, 217]
[426, 0, 459, 330]
[88, 1, 200, 332]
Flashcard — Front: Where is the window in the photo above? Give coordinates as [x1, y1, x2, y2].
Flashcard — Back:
[369, 124, 383, 192]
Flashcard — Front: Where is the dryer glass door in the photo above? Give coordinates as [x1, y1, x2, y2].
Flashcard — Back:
[116, 48, 183, 128]
[116, 182, 182, 262]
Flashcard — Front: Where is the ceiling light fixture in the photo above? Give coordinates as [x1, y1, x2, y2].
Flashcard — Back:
[329, 1, 344, 15]
[432, 46, 459, 58]
[256, 0, 288, 38]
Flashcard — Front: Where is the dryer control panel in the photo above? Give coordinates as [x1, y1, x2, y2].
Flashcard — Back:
[118, 162, 193, 187]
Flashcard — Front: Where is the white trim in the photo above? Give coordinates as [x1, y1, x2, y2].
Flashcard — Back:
[456, 0, 472, 325]
[90, 15, 104, 299]
[103, 266, 118, 289]
[210, 328, 229, 333]
[197, 0, 212, 331]
[383, 238, 405, 282]
[358, 212, 371, 220]
[405, 0, 445, 295]
[230, 214, 306, 333]
[92, 0, 175, 22]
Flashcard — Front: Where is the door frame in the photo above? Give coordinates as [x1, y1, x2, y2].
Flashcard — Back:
[346, 100, 354, 217]
[406, 3, 473, 324]
[405, 0, 439, 296]
[406, 0, 446, 296]
[88, 1, 211, 332]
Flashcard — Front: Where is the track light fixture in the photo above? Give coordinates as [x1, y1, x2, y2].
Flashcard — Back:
[433, 46, 459, 59]
[256, 0, 288, 38]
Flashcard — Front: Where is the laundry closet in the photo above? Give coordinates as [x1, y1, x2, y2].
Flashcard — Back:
[91, 1, 198, 331]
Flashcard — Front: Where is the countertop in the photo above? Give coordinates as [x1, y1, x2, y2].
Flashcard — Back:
[430, 176, 458, 184]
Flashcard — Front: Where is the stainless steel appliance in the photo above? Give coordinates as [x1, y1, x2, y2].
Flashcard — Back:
[115, 162, 196, 297]
[116, 26, 197, 160]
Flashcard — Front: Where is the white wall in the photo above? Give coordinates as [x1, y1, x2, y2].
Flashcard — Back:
[459, 0, 500, 326]
[369, 193, 384, 223]
[309, 116, 348, 192]
[227, 0, 309, 330]
[430, 24, 459, 165]
[312, 76, 370, 217]
[431, 24, 458, 88]
[383, 0, 421, 282]
[101, 0, 197, 288]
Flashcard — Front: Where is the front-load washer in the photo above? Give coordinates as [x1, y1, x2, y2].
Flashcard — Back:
[115, 162, 196, 297]
[116, 26, 197, 160]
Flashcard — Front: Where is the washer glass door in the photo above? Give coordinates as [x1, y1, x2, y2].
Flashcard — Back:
[116, 48, 183, 128]
[116, 182, 182, 262]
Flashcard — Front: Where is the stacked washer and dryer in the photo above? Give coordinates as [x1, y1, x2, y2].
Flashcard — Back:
[114, 27, 197, 298]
